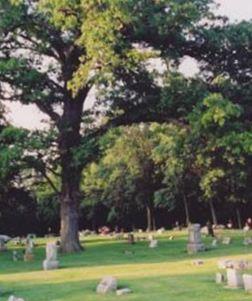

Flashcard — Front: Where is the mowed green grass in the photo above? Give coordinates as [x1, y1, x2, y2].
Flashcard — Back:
[1, 230, 252, 301]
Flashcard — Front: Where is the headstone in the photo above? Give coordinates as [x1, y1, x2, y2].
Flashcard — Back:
[226, 268, 243, 289]
[243, 274, 252, 292]
[127, 233, 135, 245]
[216, 272, 225, 284]
[212, 239, 218, 247]
[0, 239, 6, 251]
[149, 239, 158, 248]
[222, 237, 231, 245]
[187, 224, 205, 254]
[13, 251, 19, 261]
[96, 276, 117, 294]
[116, 288, 132, 296]
[8, 296, 24, 301]
[24, 238, 34, 262]
[43, 242, 59, 270]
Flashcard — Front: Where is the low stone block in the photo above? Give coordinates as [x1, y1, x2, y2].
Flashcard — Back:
[43, 260, 59, 270]
[116, 288, 132, 296]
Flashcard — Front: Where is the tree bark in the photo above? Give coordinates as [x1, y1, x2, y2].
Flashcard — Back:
[146, 204, 155, 232]
[209, 199, 218, 226]
[182, 194, 190, 226]
[236, 207, 242, 229]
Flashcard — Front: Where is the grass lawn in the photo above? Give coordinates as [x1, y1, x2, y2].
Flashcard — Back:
[1, 230, 252, 301]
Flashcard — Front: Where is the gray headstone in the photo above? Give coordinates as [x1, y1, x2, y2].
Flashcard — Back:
[187, 224, 205, 254]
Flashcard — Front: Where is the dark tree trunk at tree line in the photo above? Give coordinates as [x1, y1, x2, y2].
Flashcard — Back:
[59, 97, 85, 252]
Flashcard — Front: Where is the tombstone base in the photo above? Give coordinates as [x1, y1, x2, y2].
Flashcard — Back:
[43, 260, 59, 270]
[187, 243, 205, 254]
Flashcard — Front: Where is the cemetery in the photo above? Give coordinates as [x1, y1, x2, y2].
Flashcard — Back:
[0, 0, 251, 300]
[1, 229, 252, 300]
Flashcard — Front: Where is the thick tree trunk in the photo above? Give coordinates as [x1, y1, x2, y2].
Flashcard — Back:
[60, 193, 81, 252]
[182, 194, 190, 226]
[209, 199, 218, 226]
[59, 97, 85, 253]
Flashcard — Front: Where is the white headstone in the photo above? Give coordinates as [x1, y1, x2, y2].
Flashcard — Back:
[96, 276, 117, 294]
[243, 274, 252, 292]
[226, 269, 243, 288]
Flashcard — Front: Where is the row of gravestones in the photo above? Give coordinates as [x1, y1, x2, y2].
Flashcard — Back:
[216, 259, 252, 292]
[187, 224, 237, 254]
[1, 242, 59, 301]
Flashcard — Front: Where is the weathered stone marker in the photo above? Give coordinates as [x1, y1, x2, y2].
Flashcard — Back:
[96, 276, 117, 294]
[43, 242, 59, 270]
[187, 224, 205, 254]
[226, 268, 243, 289]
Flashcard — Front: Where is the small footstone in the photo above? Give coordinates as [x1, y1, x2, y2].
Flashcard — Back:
[116, 288, 132, 296]
[96, 276, 117, 294]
